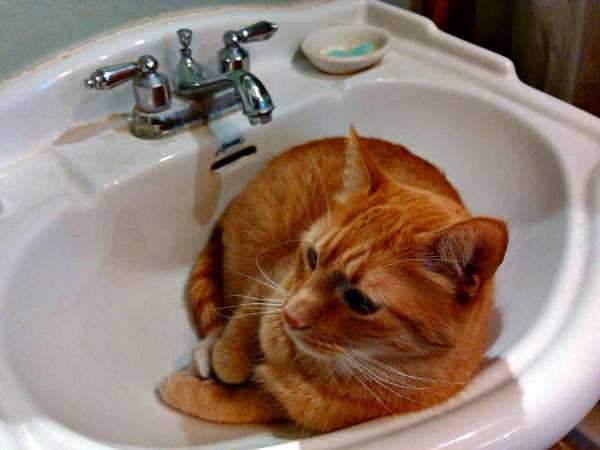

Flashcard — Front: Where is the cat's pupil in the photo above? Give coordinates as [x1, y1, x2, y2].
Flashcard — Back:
[344, 288, 379, 314]
[307, 247, 318, 270]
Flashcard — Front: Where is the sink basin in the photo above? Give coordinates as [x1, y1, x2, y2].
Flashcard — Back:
[1, 1, 599, 449]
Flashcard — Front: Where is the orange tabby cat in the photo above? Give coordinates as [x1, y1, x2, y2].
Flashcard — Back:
[160, 127, 508, 432]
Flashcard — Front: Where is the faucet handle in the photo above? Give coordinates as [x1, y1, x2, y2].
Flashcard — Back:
[85, 61, 143, 91]
[177, 28, 193, 50]
[84, 55, 171, 113]
[234, 21, 278, 43]
[173, 28, 214, 93]
[218, 21, 278, 72]
[85, 55, 159, 91]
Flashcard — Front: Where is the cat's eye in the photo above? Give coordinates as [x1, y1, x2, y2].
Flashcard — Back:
[307, 247, 318, 270]
[344, 288, 379, 314]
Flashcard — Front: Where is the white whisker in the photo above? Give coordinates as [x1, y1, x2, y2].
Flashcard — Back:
[255, 252, 288, 296]
[222, 264, 287, 295]
[225, 294, 284, 303]
[217, 302, 282, 310]
[348, 352, 427, 390]
[308, 153, 331, 225]
[217, 311, 281, 319]
[352, 349, 465, 385]
[343, 351, 428, 405]
[338, 358, 395, 416]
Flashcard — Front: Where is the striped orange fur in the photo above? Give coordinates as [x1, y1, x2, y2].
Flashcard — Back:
[161, 127, 509, 433]
[187, 226, 224, 338]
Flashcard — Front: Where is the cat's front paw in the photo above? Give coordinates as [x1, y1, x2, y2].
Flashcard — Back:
[211, 337, 254, 385]
[190, 334, 218, 379]
[160, 372, 203, 415]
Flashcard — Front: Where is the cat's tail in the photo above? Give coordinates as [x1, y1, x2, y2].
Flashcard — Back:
[187, 225, 225, 339]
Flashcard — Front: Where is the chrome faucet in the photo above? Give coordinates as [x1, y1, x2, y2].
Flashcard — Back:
[84, 22, 277, 139]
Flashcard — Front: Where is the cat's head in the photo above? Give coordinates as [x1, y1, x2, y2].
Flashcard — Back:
[281, 128, 508, 366]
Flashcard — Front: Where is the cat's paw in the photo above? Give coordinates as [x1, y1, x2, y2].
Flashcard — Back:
[211, 339, 254, 385]
[160, 372, 203, 414]
[190, 334, 217, 379]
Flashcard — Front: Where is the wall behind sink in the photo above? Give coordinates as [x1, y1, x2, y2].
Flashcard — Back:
[0, 0, 412, 83]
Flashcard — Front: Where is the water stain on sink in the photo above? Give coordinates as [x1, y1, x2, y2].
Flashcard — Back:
[194, 170, 221, 225]
[53, 113, 129, 146]
[189, 127, 224, 225]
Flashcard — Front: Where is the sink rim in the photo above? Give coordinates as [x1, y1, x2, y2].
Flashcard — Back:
[0, 83, 595, 450]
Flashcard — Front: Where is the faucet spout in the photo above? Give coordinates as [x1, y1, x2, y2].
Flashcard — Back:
[175, 70, 274, 125]
[227, 70, 274, 124]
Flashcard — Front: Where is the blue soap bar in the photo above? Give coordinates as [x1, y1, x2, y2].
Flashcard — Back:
[350, 43, 374, 56]
[329, 49, 350, 57]
[328, 42, 375, 58]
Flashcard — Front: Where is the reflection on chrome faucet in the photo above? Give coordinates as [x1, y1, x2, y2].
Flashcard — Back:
[84, 22, 277, 139]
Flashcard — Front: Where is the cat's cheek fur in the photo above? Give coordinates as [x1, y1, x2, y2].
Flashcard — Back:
[259, 311, 295, 366]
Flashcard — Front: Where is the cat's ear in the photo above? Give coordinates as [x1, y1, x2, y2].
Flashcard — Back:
[335, 126, 387, 204]
[425, 217, 508, 297]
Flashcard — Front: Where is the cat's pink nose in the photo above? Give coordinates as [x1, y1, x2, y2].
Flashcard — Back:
[282, 308, 308, 329]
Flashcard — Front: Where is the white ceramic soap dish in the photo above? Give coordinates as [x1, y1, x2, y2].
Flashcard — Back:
[301, 25, 390, 74]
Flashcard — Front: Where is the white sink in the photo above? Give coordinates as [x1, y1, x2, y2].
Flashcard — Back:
[1, 1, 599, 449]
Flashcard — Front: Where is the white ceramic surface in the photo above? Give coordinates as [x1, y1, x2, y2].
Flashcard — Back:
[301, 25, 390, 74]
[1, 1, 599, 449]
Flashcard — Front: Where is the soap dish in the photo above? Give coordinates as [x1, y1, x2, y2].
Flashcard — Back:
[301, 25, 390, 75]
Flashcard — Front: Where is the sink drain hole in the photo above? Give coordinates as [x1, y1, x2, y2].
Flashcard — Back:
[211, 146, 256, 171]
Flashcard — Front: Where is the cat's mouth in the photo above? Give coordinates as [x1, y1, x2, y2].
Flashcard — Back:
[283, 324, 341, 359]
